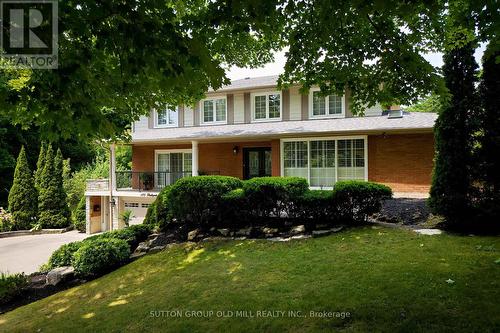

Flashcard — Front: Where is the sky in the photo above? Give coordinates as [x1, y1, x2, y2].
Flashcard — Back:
[227, 44, 487, 81]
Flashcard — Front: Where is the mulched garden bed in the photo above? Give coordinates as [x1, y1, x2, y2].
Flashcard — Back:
[372, 198, 433, 227]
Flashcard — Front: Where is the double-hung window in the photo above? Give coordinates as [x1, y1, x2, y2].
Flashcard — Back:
[155, 106, 178, 127]
[201, 97, 227, 124]
[309, 88, 345, 118]
[252, 92, 281, 121]
[282, 137, 366, 188]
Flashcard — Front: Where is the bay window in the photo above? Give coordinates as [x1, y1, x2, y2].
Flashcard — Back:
[310, 89, 345, 118]
[282, 137, 366, 188]
[252, 92, 281, 121]
[201, 97, 226, 124]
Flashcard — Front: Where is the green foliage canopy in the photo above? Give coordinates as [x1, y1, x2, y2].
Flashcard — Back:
[0, 1, 280, 140]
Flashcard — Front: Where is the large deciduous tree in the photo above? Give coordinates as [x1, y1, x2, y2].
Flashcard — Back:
[277, 0, 446, 112]
[8, 146, 38, 230]
[0, 1, 282, 140]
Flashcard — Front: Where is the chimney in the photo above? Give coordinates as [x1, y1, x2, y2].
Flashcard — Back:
[388, 105, 403, 118]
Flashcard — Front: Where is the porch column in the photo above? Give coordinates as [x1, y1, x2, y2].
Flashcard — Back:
[85, 196, 90, 234]
[110, 144, 116, 191]
[192, 140, 199, 176]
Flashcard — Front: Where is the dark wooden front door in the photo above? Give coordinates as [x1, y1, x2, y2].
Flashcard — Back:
[243, 147, 272, 179]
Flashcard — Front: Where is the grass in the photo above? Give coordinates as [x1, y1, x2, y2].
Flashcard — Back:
[1, 226, 499, 332]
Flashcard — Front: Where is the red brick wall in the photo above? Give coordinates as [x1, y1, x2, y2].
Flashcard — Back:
[132, 144, 191, 171]
[132, 133, 434, 193]
[132, 141, 279, 179]
[368, 133, 434, 193]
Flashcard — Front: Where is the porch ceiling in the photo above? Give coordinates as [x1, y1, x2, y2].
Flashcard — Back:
[131, 112, 437, 145]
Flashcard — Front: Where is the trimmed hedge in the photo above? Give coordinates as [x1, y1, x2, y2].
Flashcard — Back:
[333, 181, 392, 222]
[292, 190, 335, 221]
[147, 177, 392, 231]
[73, 238, 130, 277]
[242, 177, 308, 218]
[167, 176, 242, 226]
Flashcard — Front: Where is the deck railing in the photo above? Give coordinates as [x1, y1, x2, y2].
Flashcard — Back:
[115, 171, 219, 191]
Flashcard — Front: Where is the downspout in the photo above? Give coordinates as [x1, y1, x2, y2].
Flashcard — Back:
[109, 143, 115, 230]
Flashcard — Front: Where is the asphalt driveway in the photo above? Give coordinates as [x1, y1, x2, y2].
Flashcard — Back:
[0, 231, 90, 274]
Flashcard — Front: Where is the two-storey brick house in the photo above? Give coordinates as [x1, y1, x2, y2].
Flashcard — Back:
[84, 75, 437, 234]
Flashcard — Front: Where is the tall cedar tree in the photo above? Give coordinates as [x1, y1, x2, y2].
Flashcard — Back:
[34, 142, 46, 190]
[476, 45, 500, 220]
[429, 42, 478, 225]
[38, 145, 70, 228]
[55, 149, 71, 222]
[8, 146, 37, 229]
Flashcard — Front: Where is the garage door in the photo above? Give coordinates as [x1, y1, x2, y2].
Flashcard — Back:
[123, 201, 152, 225]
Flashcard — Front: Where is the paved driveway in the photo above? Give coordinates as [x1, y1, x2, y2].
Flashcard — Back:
[0, 231, 90, 274]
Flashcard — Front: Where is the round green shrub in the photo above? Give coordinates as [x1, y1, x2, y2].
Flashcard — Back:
[85, 224, 152, 251]
[48, 241, 83, 268]
[127, 224, 152, 243]
[167, 176, 242, 227]
[86, 228, 137, 249]
[73, 238, 130, 277]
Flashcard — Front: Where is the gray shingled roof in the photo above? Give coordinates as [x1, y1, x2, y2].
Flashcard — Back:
[131, 112, 437, 143]
[210, 75, 280, 92]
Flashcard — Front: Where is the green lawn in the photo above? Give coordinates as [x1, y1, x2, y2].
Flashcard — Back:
[1, 226, 499, 332]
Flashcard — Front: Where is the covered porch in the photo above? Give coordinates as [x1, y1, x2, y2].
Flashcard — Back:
[120, 139, 281, 191]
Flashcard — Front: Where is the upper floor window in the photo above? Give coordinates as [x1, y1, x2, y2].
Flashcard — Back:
[155, 106, 178, 128]
[201, 97, 226, 124]
[309, 88, 345, 118]
[252, 92, 281, 121]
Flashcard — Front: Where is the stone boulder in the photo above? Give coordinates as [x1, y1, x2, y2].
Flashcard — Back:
[235, 227, 252, 237]
[217, 228, 230, 237]
[149, 245, 166, 253]
[261, 227, 278, 238]
[135, 241, 150, 253]
[149, 233, 175, 247]
[46, 266, 75, 286]
[187, 229, 201, 241]
[130, 252, 147, 260]
[290, 225, 305, 235]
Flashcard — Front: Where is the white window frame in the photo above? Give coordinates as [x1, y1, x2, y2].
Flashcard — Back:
[154, 149, 193, 187]
[154, 106, 179, 128]
[280, 135, 368, 189]
[251, 90, 282, 122]
[154, 149, 193, 172]
[308, 88, 346, 119]
[200, 96, 227, 125]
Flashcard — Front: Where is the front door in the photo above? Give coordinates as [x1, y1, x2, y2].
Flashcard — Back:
[243, 148, 272, 179]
